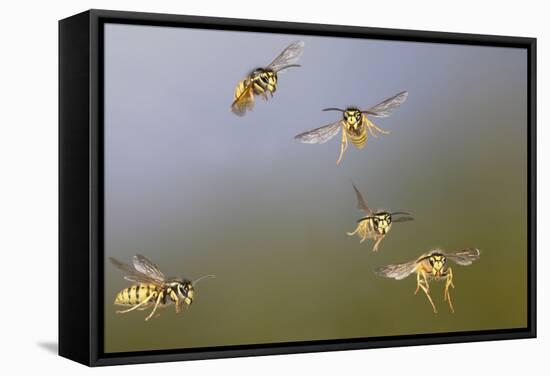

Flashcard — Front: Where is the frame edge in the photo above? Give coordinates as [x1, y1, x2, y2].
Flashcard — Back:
[59, 10, 93, 366]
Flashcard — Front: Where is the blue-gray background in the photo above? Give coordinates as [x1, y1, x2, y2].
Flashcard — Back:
[104, 24, 527, 353]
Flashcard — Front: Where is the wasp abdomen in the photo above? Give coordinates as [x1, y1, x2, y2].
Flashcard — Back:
[114, 283, 158, 306]
[233, 79, 250, 100]
[347, 126, 367, 149]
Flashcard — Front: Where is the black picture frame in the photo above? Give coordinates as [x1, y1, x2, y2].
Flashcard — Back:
[59, 9, 537, 367]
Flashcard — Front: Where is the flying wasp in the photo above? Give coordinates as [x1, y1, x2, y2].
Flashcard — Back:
[347, 183, 413, 252]
[375, 248, 481, 313]
[231, 41, 305, 116]
[294, 91, 408, 164]
[109, 254, 215, 321]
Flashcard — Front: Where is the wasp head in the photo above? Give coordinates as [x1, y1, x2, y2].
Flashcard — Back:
[170, 280, 194, 305]
[428, 254, 447, 277]
[372, 212, 392, 233]
[343, 109, 363, 130]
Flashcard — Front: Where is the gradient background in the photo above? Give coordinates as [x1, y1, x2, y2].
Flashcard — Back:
[103, 23, 527, 353]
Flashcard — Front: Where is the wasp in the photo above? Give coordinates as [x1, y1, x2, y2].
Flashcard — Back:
[294, 91, 408, 164]
[109, 255, 215, 321]
[347, 183, 413, 252]
[231, 41, 305, 116]
[375, 248, 481, 313]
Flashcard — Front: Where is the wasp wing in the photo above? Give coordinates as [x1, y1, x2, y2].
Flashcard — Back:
[133, 254, 167, 283]
[109, 257, 162, 285]
[231, 80, 255, 116]
[352, 183, 372, 215]
[365, 91, 408, 118]
[375, 260, 417, 280]
[266, 41, 305, 73]
[294, 120, 342, 144]
[445, 248, 481, 266]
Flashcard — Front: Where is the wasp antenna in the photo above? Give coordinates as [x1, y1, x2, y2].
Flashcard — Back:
[322, 107, 345, 112]
[192, 274, 216, 286]
[390, 211, 412, 216]
[276, 64, 302, 73]
[357, 216, 374, 223]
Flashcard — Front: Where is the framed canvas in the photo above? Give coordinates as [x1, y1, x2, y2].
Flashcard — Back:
[59, 9, 536, 366]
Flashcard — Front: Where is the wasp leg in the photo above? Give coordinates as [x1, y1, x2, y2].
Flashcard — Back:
[116, 293, 155, 314]
[368, 118, 391, 135]
[444, 267, 455, 313]
[367, 123, 379, 138]
[372, 235, 385, 252]
[359, 228, 368, 243]
[363, 114, 378, 138]
[253, 82, 268, 101]
[347, 225, 360, 236]
[372, 124, 390, 135]
[343, 131, 349, 153]
[336, 128, 348, 165]
[415, 271, 421, 295]
[418, 281, 437, 313]
[145, 292, 164, 321]
[414, 270, 430, 294]
[416, 270, 437, 313]
[153, 305, 166, 319]
[422, 270, 430, 290]
[176, 300, 187, 314]
[170, 290, 182, 313]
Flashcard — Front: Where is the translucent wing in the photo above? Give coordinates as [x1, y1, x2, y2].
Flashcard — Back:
[365, 91, 408, 118]
[133, 254, 166, 283]
[375, 260, 417, 280]
[445, 248, 481, 266]
[109, 257, 161, 285]
[231, 80, 255, 116]
[294, 121, 342, 144]
[352, 183, 372, 215]
[266, 41, 305, 73]
[374, 260, 416, 281]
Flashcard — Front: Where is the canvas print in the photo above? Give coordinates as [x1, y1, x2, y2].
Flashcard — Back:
[103, 23, 528, 353]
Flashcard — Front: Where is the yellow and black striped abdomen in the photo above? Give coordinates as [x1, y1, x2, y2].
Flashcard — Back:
[234, 78, 251, 100]
[346, 124, 367, 149]
[114, 284, 159, 306]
